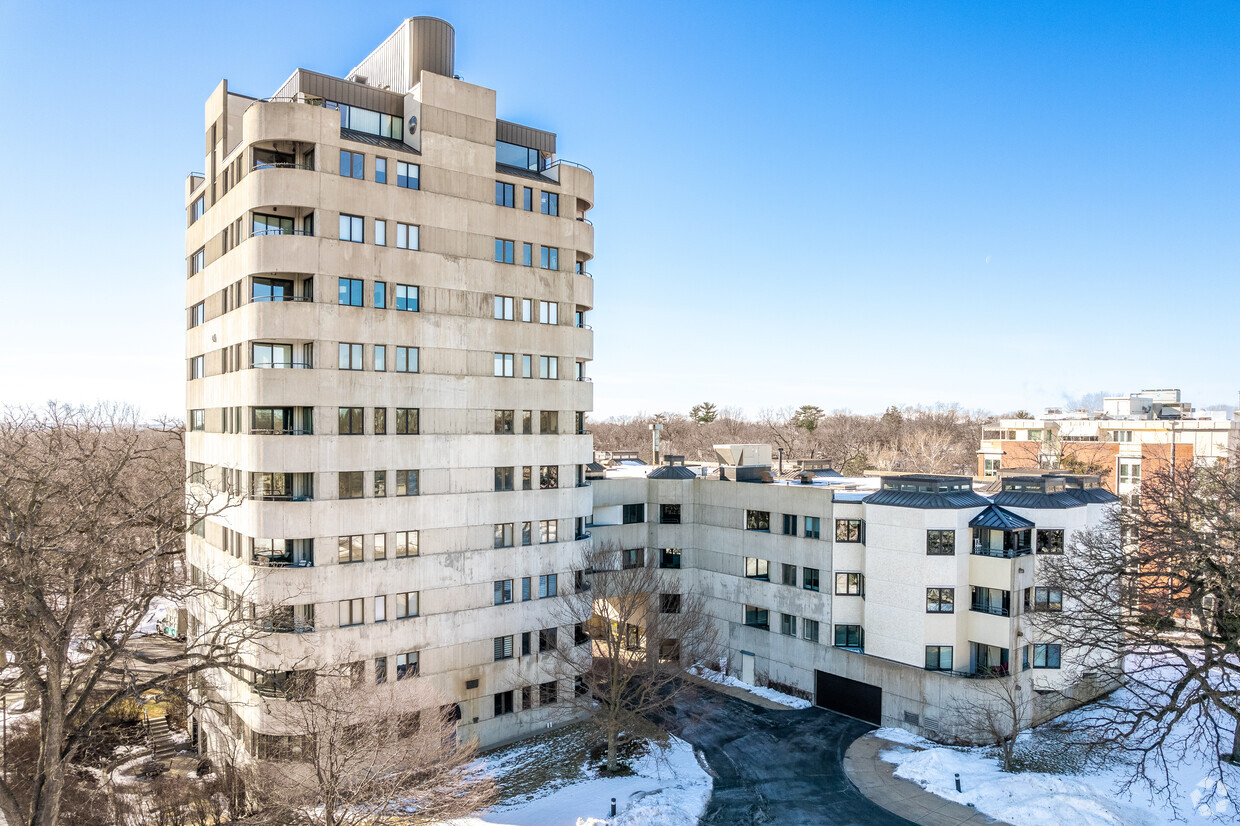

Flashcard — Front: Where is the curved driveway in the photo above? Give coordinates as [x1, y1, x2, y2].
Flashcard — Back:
[665, 689, 914, 826]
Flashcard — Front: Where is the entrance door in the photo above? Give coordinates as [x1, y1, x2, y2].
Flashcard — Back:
[740, 652, 755, 685]
[815, 670, 882, 725]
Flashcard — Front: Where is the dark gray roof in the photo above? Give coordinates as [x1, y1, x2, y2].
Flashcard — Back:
[585, 462, 606, 472]
[863, 489, 990, 509]
[648, 465, 699, 480]
[970, 505, 1036, 530]
[1065, 487, 1122, 504]
[496, 162, 553, 183]
[775, 468, 843, 481]
[990, 491, 1088, 509]
[340, 128, 419, 155]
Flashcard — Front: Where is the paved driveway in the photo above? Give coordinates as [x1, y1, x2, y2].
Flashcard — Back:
[664, 689, 914, 826]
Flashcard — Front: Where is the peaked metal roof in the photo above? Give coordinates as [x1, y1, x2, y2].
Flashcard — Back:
[969, 505, 1036, 530]
[648, 465, 699, 480]
[990, 490, 1088, 509]
[863, 489, 991, 509]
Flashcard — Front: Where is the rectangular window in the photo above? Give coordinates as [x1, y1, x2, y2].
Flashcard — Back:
[660, 548, 682, 569]
[804, 516, 821, 539]
[396, 162, 419, 189]
[538, 355, 559, 379]
[540, 465, 559, 489]
[622, 503, 645, 524]
[782, 514, 798, 535]
[374, 345, 387, 371]
[374, 533, 386, 559]
[540, 680, 558, 705]
[339, 213, 364, 243]
[373, 408, 387, 435]
[494, 689, 514, 715]
[494, 353, 514, 377]
[539, 246, 558, 270]
[190, 197, 205, 223]
[743, 605, 769, 630]
[375, 656, 387, 683]
[494, 523, 514, 548]
[339, 150, 363, 179]
[834, 571, 865, 596]
[495, 181, 515, 207]
[660, 593, 681, 614]
[338, 277, 363, 307]
[395, 469, 418, 496]
[1037, 529, 1065, 554]
[539, 301, 558, 325]
[970, 586, 1011, 617]
[394, 408, 418, 435]
[396, 346, 418, 373]
[926, 529, 956, 555]
[983, 457, 1001, 477]
[396, 223, 419, 250]
[622, 547, 645, 568]
[835, 519, 864, 543]
[925, 645, 953, 671]
[520, 297, 532, 322]
[494, 295, 514, 320]
[745, 510, 771, 532]
[523, 411, 533, 435]
[374, 282, 387, 308]
[538, 573, 558, 598]
[523, 242, 533, 267]
[188, 355, 204, 379]
[781, 563, 797, 586]
[374, 219, 386, 246]
[394, 530, 418, 558]
[521, 577, 531, 601]
[834, 624, 864, 650]
[540, 519, 558, 543]
[395, 651, 418, 680]
[494, 467, 514, 491]
[523, 187, 533, 211]
[926, 587, 955, 613]
[803, 619, 820, 642]
[494, 579, 514, 605]
[189, 409, 206, 431]
[1032, 643, 1062, 668]
[1118, 461, 1141, 484]
[375, 157, 387, 184]
[1113, 430, 1134, 443]
[396, 591, 418, 619]
[539, 627, 558, 652]
[189, 302, 205, 327]
[190, 247, 205, 275]
[660, 504, 681, 524]
[338, 597, 363, 627]
[494, 239, 515, 264]
[540, 191, 559, 216]
[338, 406, 364, 435]
[776, 613, 795, 637]
[744, 557, 770, 581]
[337, 535, 362, 564]
[1034, 587, 1062, 612]
[540, 410, 559, 433]
[338, 471, 363, 499]
[519, 355, 531, 379]
[494, 410, 514, 434]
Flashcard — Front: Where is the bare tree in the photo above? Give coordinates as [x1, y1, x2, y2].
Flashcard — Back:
[1035, 453, 1240, 801]
[949, 676, 1032, 772]
[0, 403, 267, 826]
[548, 542, 720, 773]
[251, 674, 495, 826]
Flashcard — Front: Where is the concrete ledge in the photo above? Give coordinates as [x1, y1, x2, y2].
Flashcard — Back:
[843, 732, 1016, 826]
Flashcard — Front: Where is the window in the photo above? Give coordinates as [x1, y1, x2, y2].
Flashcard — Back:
[523, 243, 533, 267]
[374, 219, 386, 246]
[622, 547, 645, 568]
[492, 634, 515, 661]
[1034, 587, 1062, 612]
[373, 281, 387, 309]
[1033, 643, 1061, 668]
[190, 247, 205, 274]
[339, 214, 364, 243]
[522, 355, 533, 378]
[540, 519, 558, 543]
[188, 462, 205, 485]
[523, 187, 533, 211]
[396, 161, 419, 189]
[494, 523, 514, 548]
[339, 150, 363, 179]
[337, 535, 362, 564]
[494, 410, 515, 434]
[540, 465, 559, 489]
[252, 213, 293, 237]
[778, 613, 796, 637]
[835, 519, 864, 543]
[927, 529, 956, 555]
[926, 587, 955, 613]
[745, 510, 770, 532]
[660, 504, 681, 524]
[521, 577, 532, 601]
[396, 223, 418, 250]
[494, 353, 514, 377]
[388, 284, 419, 312]
[744, 558, 770, 581]
[522, 521, 533, 546]
[189, 409, 206, 431]
[375, 656, 387, 683]
[540, 680, 558, 705]
[537, 410, 558, 434]
[538, 573, 557, 598]
[660, 548, 682, 569]
[494, 295, 514, 320]
[374, 532, 386, 558]
[782, 564, 797, 586]
[1037, 529, 1064, 554]
[395, 591, 418, 619]
[983, 457, 1001, 477]
[189, 302, 205, 327]
[540, 246, 559, 270]
[494, 239, 515, 263]
[1113, 430, 1134, 443]
[540, 191, 559, 216]
[834, 572, 862, 596]
[743, 605, 769, 630]
[375, 157, 386, 184]
[779, 514, 797, 535]
[393, 407, 418, 435]
[395, 469, 418, 496]
[1118, 461, 1141, 485]
[396, 651, 419, 679]
[394, 530, 418, 558]
[659, 593, 682, 614]
[338, 471, 363, 500]
[523, 412, 533, 435]
[622, 503, 645, 524]
[252, 342, 293, 369]
[495, 181, 515, 207]
[368, 408, 386, 437]
[189, 355, 205, 379]
[804, 516, 821, 539]
[338, 406, 364, 435]
[338, 277, 363, 306]
[539, 301, 558, 325]
[539, 355, 559, 379]
[971, 586, 1011, 617]
[494, 579, 514, 605]
[338, 598, 363, 627]
[539, 627, 558, 652]
[494, 467, 514, 491]
[395, 346, 418, 373]
[834, 624, 864, 650]
[190, 197, 205, 223]
[374, 345, 387, 371]
[925, 645, 953, 671]
[520, 298, 532, 322]
[494, 690, 514, 716]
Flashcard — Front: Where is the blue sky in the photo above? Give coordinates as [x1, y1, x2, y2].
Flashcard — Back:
[1, 1, 1236, 418]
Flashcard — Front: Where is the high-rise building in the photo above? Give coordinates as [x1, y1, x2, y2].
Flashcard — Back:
[184, 17, 595, 759]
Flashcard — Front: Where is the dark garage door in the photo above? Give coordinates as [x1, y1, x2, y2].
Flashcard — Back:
[815, 670, 881, 725]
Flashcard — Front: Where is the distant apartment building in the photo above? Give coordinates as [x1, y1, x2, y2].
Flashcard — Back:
[184, 18, 595, 760]
[592, 446, 1120, 737]
[978, 389, 1239, 501]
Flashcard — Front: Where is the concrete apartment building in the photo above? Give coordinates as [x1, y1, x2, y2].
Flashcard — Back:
[183, 17, 595, 759]
[978, 389, 1240, 500]
[592, 447, 1120, 737]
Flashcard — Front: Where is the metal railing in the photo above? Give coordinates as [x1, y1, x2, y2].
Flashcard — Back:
[251, 295, 313, 303]
[250, 428, 313, 436]
[251, 228, 314, 237]
[250, 361, 313, 370]
[969, 605, 1011, 617]
[547, 158, 593, 174]
[577, 270, 593, 278]
[252, 162, 315, 172]
[971, 542, 1032, 559]
[576, 217, 594, 226]
[575, 531, 592, 541]
[577, 376, 592, 382]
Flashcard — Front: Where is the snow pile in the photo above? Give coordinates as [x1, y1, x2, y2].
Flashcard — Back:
[689, 665, 812, 709]
[137, 597, 178, 635]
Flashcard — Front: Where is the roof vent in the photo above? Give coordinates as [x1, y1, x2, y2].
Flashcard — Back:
[350, 74, 368, 85]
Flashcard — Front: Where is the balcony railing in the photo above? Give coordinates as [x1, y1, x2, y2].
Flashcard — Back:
[252, 294, 313, 303]
[252, 161, 315, 172]
[970, 605, 1010, 617]
[575, 531, 592, 541]
[250, 428, 313, 436]
[251, 361, 313, 370]
[971, 541, 1031, 559]
[251, 228, 314, 237]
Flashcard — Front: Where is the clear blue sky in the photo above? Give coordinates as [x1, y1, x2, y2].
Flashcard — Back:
[2, 1, 1236, 419]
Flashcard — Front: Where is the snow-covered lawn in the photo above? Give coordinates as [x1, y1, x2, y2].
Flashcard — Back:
[459, 725, 712, 826]
[688, 665, 812, 709]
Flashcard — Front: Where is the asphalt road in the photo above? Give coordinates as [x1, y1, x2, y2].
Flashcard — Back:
[665, 689, 915, 826]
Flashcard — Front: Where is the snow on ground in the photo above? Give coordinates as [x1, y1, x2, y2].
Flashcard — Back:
[136, 597, 178, 635]
[457, 732, 712, 826]
[689, 665, 812, 709]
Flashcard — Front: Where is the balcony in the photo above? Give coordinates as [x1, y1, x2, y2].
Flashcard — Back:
[971, 540, 1031, 559]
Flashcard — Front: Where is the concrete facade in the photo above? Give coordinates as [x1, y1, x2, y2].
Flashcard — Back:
[184, 18, 594, 760]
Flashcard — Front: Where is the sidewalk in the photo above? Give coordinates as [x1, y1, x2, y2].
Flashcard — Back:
[844, 732, 1015, 826]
